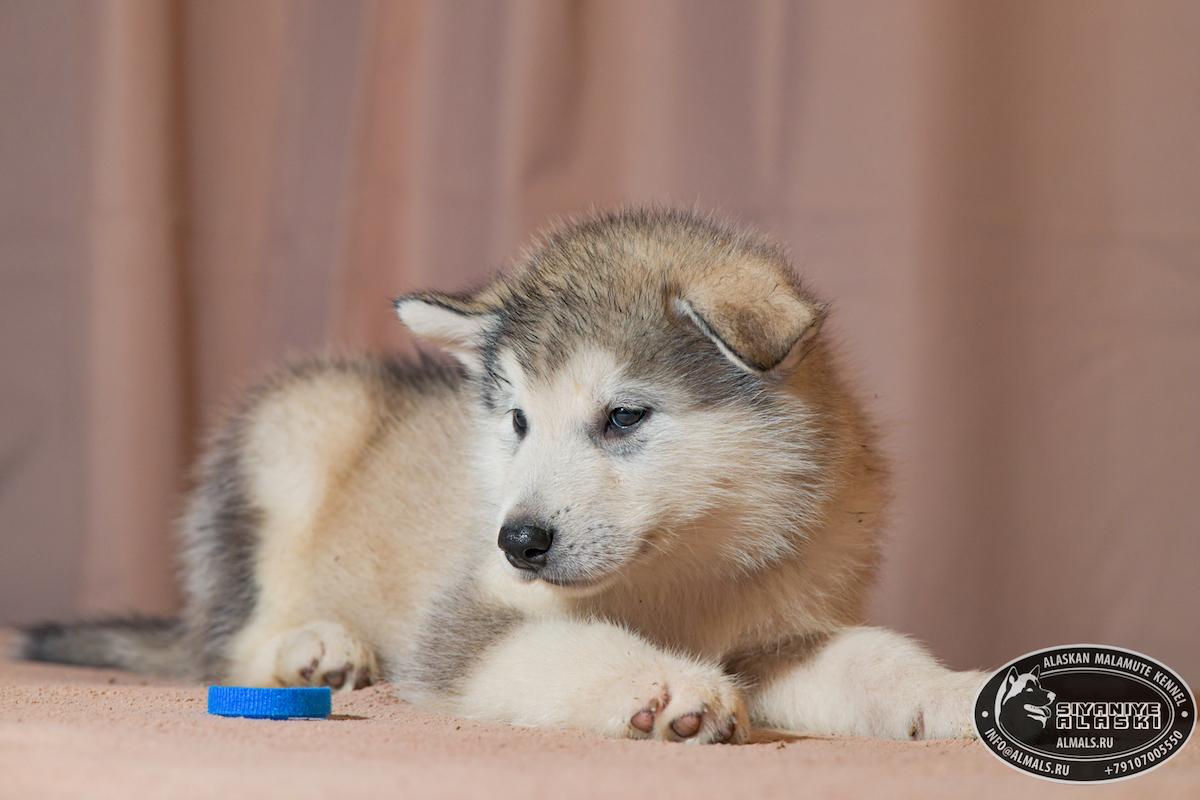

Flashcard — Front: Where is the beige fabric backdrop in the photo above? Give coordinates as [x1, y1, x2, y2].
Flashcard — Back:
[2, 0, 1198, 676]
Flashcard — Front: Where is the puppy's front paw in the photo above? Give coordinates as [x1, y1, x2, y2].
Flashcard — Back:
[625, 666, 747, 744]
[273, 621, 378, 691]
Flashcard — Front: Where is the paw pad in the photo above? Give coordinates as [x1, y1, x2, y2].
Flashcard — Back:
[630, 690, 668, 735]
[631, 708, 656, 734]
[322, 664, 352, 690]
[669, 712, 703, 739]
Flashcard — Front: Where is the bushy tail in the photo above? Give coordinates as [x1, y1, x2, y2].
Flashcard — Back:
[17, 616, 192, 678]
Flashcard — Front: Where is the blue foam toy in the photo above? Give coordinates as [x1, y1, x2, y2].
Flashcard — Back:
[207, 686, 332, 720]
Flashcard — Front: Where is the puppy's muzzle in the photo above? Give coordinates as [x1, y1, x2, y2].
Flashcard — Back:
[498, 522, 555, 572]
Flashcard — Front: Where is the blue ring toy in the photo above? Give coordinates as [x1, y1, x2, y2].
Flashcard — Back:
[207, 686, 332, 720]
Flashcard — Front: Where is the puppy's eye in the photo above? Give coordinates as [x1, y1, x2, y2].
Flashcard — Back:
[511, 409, 528, 438]
[608, 407, 647, 431]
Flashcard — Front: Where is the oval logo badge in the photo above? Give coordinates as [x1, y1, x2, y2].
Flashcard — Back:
[974, 645, 1194, 783]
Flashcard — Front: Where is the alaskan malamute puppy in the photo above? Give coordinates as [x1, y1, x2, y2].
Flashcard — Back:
[22, 208, 982, 743]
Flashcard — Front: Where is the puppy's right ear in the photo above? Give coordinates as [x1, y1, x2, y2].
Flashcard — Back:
[1004, 667, 1019, 687]
[394, 292, 498, 374]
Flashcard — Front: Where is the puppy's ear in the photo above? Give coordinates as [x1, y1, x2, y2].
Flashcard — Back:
[1005, 667, 1019, 687]
[673, 261, 826, 375]
[1030, 665, 1041, 679]
[394, 292, 498, 374]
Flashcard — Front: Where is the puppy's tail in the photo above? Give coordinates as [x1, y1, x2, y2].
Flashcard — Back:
[15, 616, 192, 678]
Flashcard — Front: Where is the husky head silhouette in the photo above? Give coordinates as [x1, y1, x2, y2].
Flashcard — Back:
[995, 664, 1056, 739]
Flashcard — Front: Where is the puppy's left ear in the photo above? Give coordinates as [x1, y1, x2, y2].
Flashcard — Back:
[673, 262, 827, 375]
[394, 292, 499, 374]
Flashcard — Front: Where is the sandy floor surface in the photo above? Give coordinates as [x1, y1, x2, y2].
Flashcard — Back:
[2, 632, 1196, 799]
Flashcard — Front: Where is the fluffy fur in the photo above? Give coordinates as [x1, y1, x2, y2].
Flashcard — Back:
[21, 208, 983, 742]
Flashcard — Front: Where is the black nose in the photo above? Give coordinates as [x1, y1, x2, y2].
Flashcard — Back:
[498, 522, 555, 571]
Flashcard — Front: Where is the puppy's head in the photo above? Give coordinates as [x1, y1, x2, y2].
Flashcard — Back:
[396, 209, 831, 593]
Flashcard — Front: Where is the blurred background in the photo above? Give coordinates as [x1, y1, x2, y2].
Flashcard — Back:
[2, 0, 1198, 676]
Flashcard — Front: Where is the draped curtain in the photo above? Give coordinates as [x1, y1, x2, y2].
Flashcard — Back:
[2, 0, 1198, 674]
